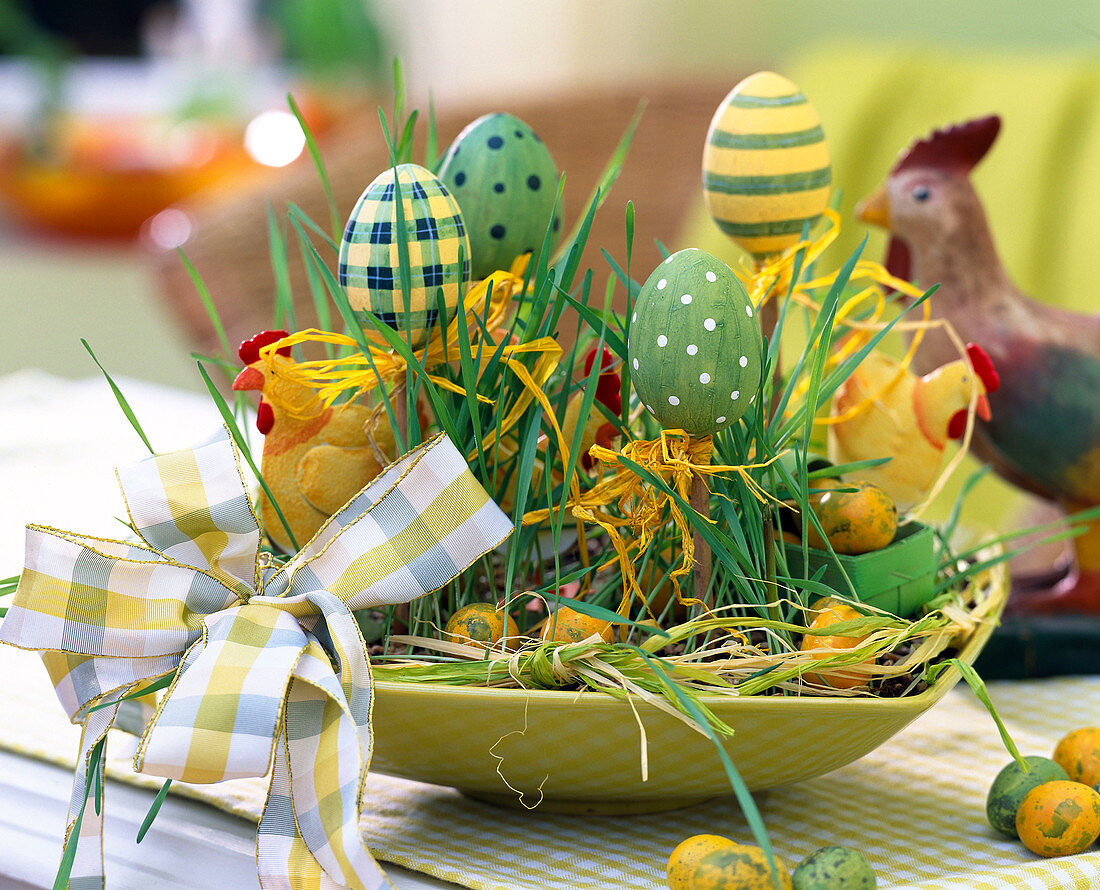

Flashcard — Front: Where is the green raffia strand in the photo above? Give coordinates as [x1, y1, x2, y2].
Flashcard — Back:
[81, 339, 154, 455]
[927, 658, 1026, 769]
[287, 92, 340, 241]
[177, 249, 234, 364]
[197, 363, 300, 552]
[53, 736, 105, 890]
[136, 780, 173, 843]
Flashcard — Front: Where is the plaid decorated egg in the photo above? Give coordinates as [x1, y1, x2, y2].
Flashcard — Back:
[628, 249, 762, 436]
[703, 71, 831, 260]
[338, 163, 470, 345]
[438, 113, 561, 280]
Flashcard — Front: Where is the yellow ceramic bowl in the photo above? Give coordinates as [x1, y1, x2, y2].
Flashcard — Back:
[371, 564, 1007, 814]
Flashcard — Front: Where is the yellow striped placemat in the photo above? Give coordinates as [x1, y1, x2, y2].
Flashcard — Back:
[1, 644, 1097, 888]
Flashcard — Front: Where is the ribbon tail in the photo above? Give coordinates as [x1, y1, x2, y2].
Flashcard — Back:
[257, 728, 354, 890]
[253, 641, 388, 890]
[61, 703, 118, 890]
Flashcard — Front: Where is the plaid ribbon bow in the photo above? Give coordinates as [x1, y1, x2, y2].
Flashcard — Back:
[0, 428, 513, 889]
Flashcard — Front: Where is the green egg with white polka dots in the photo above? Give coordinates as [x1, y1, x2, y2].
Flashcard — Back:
[628, 248, 762, 436]
[438, 113, 561, 280]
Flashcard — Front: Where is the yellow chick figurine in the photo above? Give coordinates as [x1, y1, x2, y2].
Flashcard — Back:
[232, 330, 397, 551]
[828, 343, 1000, 511]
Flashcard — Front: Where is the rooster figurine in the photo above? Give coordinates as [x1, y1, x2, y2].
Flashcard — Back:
[232, 330, 395, 551]
[829, 343, 1000, 511]
[858, 115, 1100, 612]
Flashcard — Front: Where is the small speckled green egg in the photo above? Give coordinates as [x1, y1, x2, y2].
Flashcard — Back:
[628, 248, 762, 436]
[438, 113, 561, 279]
[338, 163, 469, 346]
[792, 846, 876, 889]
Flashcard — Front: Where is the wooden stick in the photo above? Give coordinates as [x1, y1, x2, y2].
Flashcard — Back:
[756, 257, 787, 418]
[690, 446, 713, 609]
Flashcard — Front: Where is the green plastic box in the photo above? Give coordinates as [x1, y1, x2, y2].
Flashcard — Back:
[782, 521, 936, 617]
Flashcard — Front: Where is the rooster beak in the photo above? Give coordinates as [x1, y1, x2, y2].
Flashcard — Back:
[233, 365, 264, 391]
[856, 185, 891, 230]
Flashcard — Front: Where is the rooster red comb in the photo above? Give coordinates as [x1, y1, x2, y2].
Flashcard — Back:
[892, 115, 1001, 177]
[238, 330, 291, 365]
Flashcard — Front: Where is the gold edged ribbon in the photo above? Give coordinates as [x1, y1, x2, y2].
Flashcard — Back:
[0, 428, 513, 889]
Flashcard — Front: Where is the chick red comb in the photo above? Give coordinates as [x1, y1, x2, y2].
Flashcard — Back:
[239, 330, 291, 365]
[966, 342, 1000, 393]
[583, 345, 615, 376]
[584, 345, 622, 414]
[892, 115, 1001, 177]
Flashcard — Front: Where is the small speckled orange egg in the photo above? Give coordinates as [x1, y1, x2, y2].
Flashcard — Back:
[1016, 780, 1100, 857]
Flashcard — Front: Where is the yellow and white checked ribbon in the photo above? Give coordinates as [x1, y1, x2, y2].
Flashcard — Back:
[0, 428, 513, 889]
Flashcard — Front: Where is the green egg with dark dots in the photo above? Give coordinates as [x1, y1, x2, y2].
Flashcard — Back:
[986, 755, 1070, 838]
[628, 248, 762, 436]
[792, 846, 876, 889]
[439, 113, 560, 279]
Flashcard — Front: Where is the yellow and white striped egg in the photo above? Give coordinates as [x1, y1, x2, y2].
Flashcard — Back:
[702, 71, 831, 260]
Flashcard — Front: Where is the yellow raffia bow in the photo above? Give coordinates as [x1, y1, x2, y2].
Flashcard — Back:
[741, 208, 930, 427]
[258, 262, 575, 477]
[524, 431, 783, 614]
[745, 208, 989, 518]
[257, 210, 958, 617]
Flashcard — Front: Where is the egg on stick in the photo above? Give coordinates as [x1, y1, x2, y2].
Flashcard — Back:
[338, 162, 470, 439]
[628, 248, 763, 604]
[702, 71, 832, 391]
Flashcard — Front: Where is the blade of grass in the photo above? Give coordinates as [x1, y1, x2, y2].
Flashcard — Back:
[136, 780, 173, 843]
[267, 205, 296, 333]
[88, 672, 176, 711]
[287, 202, 339, 252]
[426, 91, 440, 170]
[547, 593, 670, 638]
[629, 647, 781, 886]
[287, 92, 340, 241]
[81, 339, 154, 454]
[551, 100, 644, 267]
[927, 658, 1025, 768]
[395, 109, 419, 164]
[52, 737, 105, 890]
[176, 250, 234, 363]
[504, 408, 543, 601]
